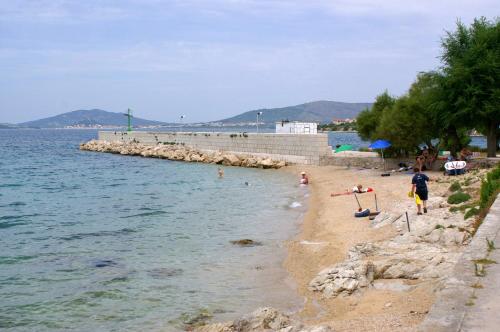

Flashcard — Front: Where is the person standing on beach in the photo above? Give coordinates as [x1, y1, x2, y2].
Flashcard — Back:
[411, 167, 430, 215]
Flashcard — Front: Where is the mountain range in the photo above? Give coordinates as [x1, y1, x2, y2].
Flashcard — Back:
[218, 101, 372, 124]
[6, 100, 373, 128]
[18, 109, 168, 128]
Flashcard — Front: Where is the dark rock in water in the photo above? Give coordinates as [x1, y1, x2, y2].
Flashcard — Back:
[92, 259, 118, 268]
[230, 239, 262, 247]
[103, 276, 129, 284]
[147, 267, 183, 279]
[170, 308, 213, 330]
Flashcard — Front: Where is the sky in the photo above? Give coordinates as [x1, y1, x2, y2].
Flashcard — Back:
[1, 1, 499, 123]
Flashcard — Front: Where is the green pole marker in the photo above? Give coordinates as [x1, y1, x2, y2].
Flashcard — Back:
[124, 108, 133, 132]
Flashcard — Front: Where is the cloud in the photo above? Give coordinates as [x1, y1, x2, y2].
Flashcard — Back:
[0, 38, 437, 81]
[2, 0, 498, 23]
[0, 0, 132, 22]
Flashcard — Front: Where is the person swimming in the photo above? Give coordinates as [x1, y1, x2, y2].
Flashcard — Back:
[218, 167, 224, 178]
[300, 172, 309, 185]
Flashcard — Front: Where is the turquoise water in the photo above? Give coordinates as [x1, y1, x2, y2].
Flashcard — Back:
[0, 130, 307, 331]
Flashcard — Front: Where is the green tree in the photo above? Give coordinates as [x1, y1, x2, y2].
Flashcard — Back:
[413, 71, 471, 156]
[440, 17, 500, 157]
[357, 91, 396, 141]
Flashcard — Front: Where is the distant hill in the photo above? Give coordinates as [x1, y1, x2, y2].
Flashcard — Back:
[18, 109, 167, 128]
[218, 101, 372, 124]
[0, 123, 20, 129]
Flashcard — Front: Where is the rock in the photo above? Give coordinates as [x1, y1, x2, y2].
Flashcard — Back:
[299, 326, 333, 332]
[259, 158, 274, 169]
[245, 158, 259, 168]
[195, 307, 307, 332]
[222, 154, 241, 166]
[212, 155, 224, 164]
[230, 239, 262, 247]
[309, 260, 374, 298]
[276, 161, 286, 168]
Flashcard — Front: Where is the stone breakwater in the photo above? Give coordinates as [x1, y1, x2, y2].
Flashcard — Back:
[80, 140, 287, 169]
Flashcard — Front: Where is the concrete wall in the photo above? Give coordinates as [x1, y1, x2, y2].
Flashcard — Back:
[319, 155, 385, 168]
[98, 131, 332, 165]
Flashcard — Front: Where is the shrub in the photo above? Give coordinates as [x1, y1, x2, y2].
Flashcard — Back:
[463, 177, 474, 186]
[480, 165, 500, 209]
[449, 181, 461, 192]
[448, 192, 471, 204]
[464, 207, 479, 220]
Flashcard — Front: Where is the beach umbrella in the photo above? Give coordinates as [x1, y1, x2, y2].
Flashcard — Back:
[334, 144, 353, 153]
[369, 140, 392, 170]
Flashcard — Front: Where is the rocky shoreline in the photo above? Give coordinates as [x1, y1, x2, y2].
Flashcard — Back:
[79, 139, 286, 168]
[204, 167, 490, 331]
[78, 140, 496, 330]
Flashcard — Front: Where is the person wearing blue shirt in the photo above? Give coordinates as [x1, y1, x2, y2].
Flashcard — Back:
[411, 167, 430, 215]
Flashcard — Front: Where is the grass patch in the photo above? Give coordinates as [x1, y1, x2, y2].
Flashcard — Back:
[464, 207, 479, 220]
[447, 192, 471, 204]
[435, 224, 445, 229]
[471, 164, 500, 235]
[487, 238, 496, 252]
[463, 178, 472, 186]
[465, 300, 475, 306]
[449, 181, 462, 192]
[471, 282, 484, 289]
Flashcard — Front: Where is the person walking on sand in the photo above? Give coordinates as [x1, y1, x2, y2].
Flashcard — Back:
[411, 167, 430, 215]
[300, 171, 309, 185]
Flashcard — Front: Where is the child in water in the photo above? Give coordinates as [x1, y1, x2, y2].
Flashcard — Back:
[300, 172, 309, 185]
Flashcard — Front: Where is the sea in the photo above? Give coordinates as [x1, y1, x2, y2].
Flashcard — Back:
[0, 128, 487, 331]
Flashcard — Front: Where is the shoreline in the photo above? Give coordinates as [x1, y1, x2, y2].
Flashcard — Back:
[283, 166, 425, 328]
[278, 165, 480, 331]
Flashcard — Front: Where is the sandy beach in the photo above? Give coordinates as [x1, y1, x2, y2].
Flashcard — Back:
[284, 165, 442, 331]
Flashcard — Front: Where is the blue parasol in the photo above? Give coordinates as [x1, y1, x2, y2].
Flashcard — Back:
[369, 140, 391, 149]
[369, 140, 391, 171]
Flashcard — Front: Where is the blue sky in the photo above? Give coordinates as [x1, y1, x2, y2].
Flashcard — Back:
[1, 1, 498, 123]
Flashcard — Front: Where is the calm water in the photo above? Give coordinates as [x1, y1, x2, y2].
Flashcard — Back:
[0, 129, 308, 331]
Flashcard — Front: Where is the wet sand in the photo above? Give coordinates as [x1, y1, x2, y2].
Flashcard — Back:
[285, 166, 437, 331]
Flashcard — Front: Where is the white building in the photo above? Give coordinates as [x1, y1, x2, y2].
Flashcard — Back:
[275, 121, 318, 134]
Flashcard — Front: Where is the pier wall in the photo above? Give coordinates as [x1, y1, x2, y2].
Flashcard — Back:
[98, 131, 332, 165]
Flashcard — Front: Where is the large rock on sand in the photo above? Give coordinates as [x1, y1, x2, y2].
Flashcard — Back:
[309, 261, 374, 298]
[194, 307, 333, 332]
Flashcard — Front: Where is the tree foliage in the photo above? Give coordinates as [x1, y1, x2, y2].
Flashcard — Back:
[357, 91, 395, 141]
[440, 17, 500, 156]
[357, 17, 499, 157]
